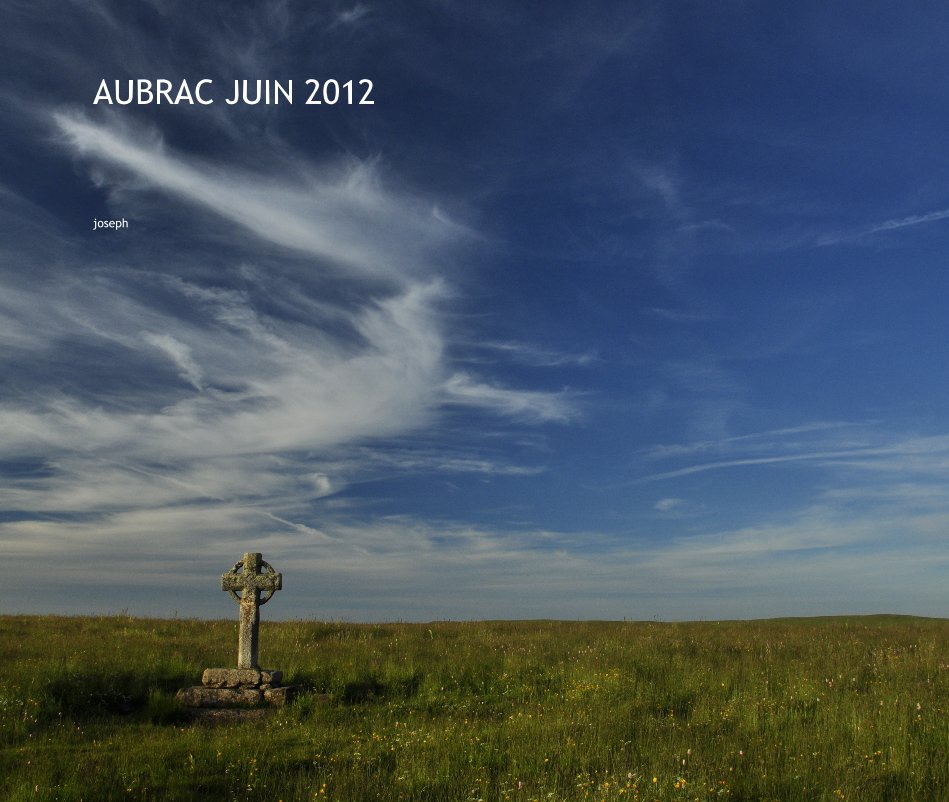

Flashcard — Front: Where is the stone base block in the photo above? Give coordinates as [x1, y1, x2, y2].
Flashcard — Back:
[176, 684, 299, 709]
[178, 667, 296, 710]
[176, 687, 263, 708]
[201, 668, 283, 688]
[262, 686, 297, 706]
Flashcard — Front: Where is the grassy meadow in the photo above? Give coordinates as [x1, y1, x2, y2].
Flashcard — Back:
[0, 614, 945, 801]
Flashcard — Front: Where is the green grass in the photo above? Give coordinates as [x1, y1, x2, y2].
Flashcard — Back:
[0, 615, 945, 801]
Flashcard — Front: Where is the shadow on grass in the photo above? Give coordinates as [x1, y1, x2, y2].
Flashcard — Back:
[35, 668, 195, 724]
[340, 668, 424, 704]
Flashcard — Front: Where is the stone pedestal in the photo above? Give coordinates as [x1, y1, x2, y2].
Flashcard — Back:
[177, 553, 294, 715]
[176, 667, 297, 709]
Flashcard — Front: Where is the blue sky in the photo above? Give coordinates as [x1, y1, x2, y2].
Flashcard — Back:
[1, 1, 946, 620]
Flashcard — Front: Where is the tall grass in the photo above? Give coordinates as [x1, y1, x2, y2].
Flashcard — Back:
[0, 615, 945, 800]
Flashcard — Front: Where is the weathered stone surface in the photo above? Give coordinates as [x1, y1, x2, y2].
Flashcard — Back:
[221, 552, 282, 669]
[262, 686, 297, 706]
[176, 687, 263, 708]
[201, 668, 284, 688]
[176, 553, 291, 711]
[202, 668, 260, 688]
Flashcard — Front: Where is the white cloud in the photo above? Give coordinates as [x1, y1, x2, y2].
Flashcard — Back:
[634, 429, 949, 485]
[0, 279, 448, 461]
[53, 112, 468, 285]
[476, 340, 599, 367]
[654, 497, 685, 512]
[442, 372, 577, 423]
[0, 112, 578, 574]
[332, 4, 371, 28]
[3, 491, 945, 619]
[817, 206, 949, 246]
[144, 332, 204, 390]
[635, 163, 683, 217]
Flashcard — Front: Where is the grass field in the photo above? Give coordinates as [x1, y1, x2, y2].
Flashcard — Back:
[0, 614, 945, 801]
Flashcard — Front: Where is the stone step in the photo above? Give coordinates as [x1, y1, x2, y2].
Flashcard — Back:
[176, 685, 297, 708]
[201, 667, 283, 688]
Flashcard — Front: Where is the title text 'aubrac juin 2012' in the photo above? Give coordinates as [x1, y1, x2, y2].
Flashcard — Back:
[93, 78, 374, 106]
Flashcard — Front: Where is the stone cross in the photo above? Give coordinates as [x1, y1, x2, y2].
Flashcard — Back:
[221, 552, 282, 669]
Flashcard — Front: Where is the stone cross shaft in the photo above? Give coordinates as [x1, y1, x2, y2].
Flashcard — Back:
[221, 552, 282, 669]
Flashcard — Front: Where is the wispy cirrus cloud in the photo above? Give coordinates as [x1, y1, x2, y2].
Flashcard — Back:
[442, 373, 577, 423]
[468, 341, 601, 368]
[54, 112, 469, 284]
[816, 206, 949, 246]
[653, 496, 686, 512]
[472, 340, 599, 367]
[0, 111, 577, 568]
[630, 423, 949, 486]
[3, 488, 945, 619]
